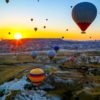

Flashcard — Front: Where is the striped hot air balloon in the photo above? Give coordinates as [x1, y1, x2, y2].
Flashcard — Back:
[72, 2, 97, 33]
[28, 68, 45, 86]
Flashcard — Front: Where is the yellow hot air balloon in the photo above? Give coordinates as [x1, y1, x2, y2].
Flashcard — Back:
[28, 68, 45, 86]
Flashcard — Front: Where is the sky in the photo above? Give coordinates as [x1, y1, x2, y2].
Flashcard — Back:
[0, 0, 100, 40]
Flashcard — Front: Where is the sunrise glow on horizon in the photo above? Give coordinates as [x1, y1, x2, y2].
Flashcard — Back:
[14, 33, 22, 40]
[0, 0, 100, 40]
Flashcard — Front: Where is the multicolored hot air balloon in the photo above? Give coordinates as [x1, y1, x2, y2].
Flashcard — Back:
[53, 46, 60, 52]
[31, 51, 37, 60]
[47, 50, 56, 60]
[72, 2, 97, 33]
[28, 68, 45, 86]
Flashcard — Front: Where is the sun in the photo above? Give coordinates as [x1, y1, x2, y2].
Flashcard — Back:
[14, 33, 22, 40]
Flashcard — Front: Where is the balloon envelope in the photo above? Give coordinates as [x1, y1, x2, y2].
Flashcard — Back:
[8, 32, 11, 35]
[28, 68, 45, 86]
[6, 0, 9, 3]
[53, 46, 60, 52]
[66, 29, 68, 31]
[47, 50, 56, 60]
[34, 27, 38, 31]
[31, 51, 37, 59]
[46, 19, 48, 21]
[62, 36, 64, 39]
[69, 56, 76, 62]
[72, 2, 97, 33]
[43, 26, 46, 29]
[31, 18, 33, 21]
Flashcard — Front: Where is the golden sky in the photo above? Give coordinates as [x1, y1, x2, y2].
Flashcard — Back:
[0, 0, 100, 40]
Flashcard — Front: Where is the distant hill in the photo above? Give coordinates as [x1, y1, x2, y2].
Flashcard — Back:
[0, 38, 100, 53]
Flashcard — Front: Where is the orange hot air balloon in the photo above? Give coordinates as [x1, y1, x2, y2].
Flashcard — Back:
[28, 68, 45, 86]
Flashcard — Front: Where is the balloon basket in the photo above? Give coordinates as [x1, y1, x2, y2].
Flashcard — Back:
[81, 31, 86, 34]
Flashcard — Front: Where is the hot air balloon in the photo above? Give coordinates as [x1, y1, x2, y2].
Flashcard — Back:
[62, 36, 64, 39]
[66, 29, 68, 31]
[34, 27, 38, 32]
[53, 46, 60, 52]
[45, 19, 48, 21]
[28, 68, 45, 86]
[72, 2, 97, 33]
[8, 32, 11, 35]
[5, 0, 9, 3]
[47, 50, 56, 60]
[89, 36, 92, 39]
[43, 26, 46, 29]
[31, 18, 33, 21]
[69, 56, 76, 62]
[70, 6, 73, 8]
[31, 51, 37, 60]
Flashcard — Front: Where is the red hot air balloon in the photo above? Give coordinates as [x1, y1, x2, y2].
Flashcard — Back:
[72, 2, 97, 33]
